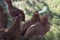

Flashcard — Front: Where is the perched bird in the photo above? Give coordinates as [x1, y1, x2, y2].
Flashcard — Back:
[20, 11, 41, 35]
[23, 14, 50, 40]
[0, 6, 8, 28]
[0, 14, 22, 40]
[4, 0, 25, 21]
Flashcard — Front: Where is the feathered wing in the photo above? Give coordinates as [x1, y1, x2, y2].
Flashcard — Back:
[22, 24, 37, 40]
[20, 19, 33, 35]
[23, 23, 50, 40]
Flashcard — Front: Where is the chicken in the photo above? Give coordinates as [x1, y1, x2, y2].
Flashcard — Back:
[0, 6, 8, 28]
[7, 14, 22, 39]
[0, 14, 22, 40]
[4, 0, 25, 21]
[23, 14, 50, 40]
[20, 10, 41, 35]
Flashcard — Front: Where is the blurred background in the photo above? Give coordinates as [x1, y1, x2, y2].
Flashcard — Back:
[0, 0, 60, 40]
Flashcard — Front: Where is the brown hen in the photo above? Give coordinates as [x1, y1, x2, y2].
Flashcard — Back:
[23, 14, 50, 40]
[4, 0, 25, 21]
[0, 14, 22, 40]
[20, 10, 41, 36]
